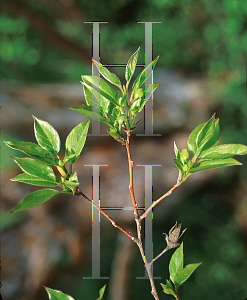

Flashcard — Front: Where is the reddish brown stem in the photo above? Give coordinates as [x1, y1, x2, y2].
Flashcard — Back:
[75, 187, 137, 243]
[125, 132, 139, 218]
[125, 132, 160, 300]
[140, 183, 180, 220]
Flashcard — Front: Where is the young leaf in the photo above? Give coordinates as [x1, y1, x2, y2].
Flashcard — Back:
[199, 118, 220, 154]
[160, 282, 176, 296]
[169, 243, 184, 284]
[81, 82, 111, 117]
[10, 189, 60, 213]
[181, 149, 189, 161]
[81, 76, 119, 107]
[108, 105, 121, 123]
[174, 262, 202, 290]
[190, 158, 242, 173]
[196, 115, 215, 149]
[65, 120, 90, 164]
[4, 141, 60, 166]
[174, 141, 179, 158]
[187, 122, 205, 156]
[137, 84, 159, 112]
[199, 144, 247, 159]
[33, 116, 60, 155]
[44, 287, 75, 300]
[93, 60, 122, 90]
[11, 157, 56, 182]
[96, 285, 106, 300]
[71, 105, 112, 126]
[64, 181, 79, 193]
[82, 84, 100, 108]
[166, 279, 176, 293]
[11, 173, 59, 187]
[119, 94, 127, 107]
[125, 47, 140, 83]
[131, 56, 159, 93]
[173, 159, 184, 172]
[108, 129, 124, 143]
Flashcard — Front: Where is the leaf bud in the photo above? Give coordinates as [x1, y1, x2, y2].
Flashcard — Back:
[133, 88, 143, 100]
[181, 149, 189, 161]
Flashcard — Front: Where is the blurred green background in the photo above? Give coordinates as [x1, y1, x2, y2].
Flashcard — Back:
[1, 0, 247, 299]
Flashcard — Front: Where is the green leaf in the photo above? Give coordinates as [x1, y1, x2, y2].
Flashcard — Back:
[130, 98, 141, 111]
[11, 173, 59, 187]
[93, 60, 122, 90]
[108, 129, 124, 143]
[188, 122, 205, 156]
[116, 114, 125, 127]
[131, 56, 159, 93]
[200, 144, 247, 159]
[125, 47, 140, 83]
[133, 88, 144, 100]
[33, 116, 60, 155]
[65, 120, 90, 164]
[169, 243, 184, 284]
[137, 84, 159, 112]
[71, 105, 112, 126]
[174, 142, 179, 158]
[81, 76, 119, 107]
[4, 141, 60, 166]
[11, 189, 59, 212]
[196, 115, 215, 148]
[81, 82, 110, 116]
[160, 282, 176, 296]
[173, 159, 184, 172]
[11, 157, 56, 181]
[65, 180, 79, 192]
[119, 94, 127, 107]
[96, 285, 106, 300]
[44, 287, 75, 300]
[69, 172, 78, 182]
[64, 172, 79, 193]
[174, 262, 202, 291]
[108, 104, 121, 123]
[199, 118, 220, 154]
[181, 149, 189, 161]
[166, 279, 175, 291]
[190, 158, 242, 173]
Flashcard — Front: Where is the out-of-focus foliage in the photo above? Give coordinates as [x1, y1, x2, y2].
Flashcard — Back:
[1, 0, 247, 80]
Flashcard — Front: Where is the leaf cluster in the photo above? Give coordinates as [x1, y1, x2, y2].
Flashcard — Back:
[173, 114, 247, 183]
[71, 47, 159, 143]
[44, 285, 106, 300]
[161, 243, 201, 299]
[5, 116, 90, 212]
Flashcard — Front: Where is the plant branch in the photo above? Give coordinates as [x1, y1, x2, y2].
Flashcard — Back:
[150, 243, 178, 266]
[134, 233, 160, 300]
[125, 132, 160, 299]
[125, 131, 139, 218]
[140, 181, 180, 220]
[75, 187, 138, 243]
